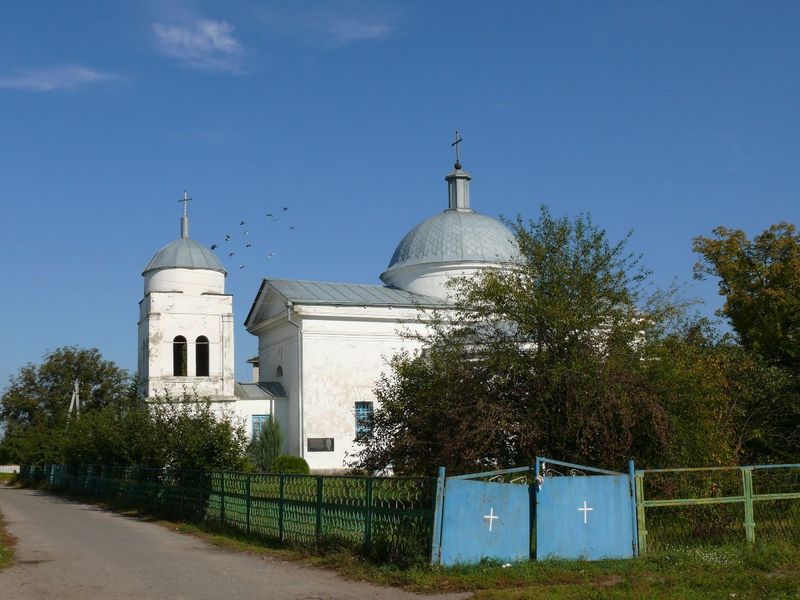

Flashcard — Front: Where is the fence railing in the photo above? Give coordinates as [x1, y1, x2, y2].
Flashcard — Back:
[635, 464, 800, 552]
[20, 464, 436, 564]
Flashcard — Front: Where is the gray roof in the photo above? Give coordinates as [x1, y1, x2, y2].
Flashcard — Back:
[143, 238, 226, 275]
[268, 279, 446, 307]
[234, 381, 286, 400]
[384, 209, 519, 273]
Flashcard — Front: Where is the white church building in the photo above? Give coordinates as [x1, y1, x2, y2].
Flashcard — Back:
[138, 158, 518, 471]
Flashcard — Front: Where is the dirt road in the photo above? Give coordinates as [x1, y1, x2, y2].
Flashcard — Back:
[0, 487, 467, 600]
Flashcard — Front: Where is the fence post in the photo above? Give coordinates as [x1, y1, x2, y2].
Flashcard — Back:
[635, 471, 647, 555]
[246, 473, 251, 537]
[430, 466, 446, 566]
[364, 478, 373, 555]
[742, 467, 756, 543]
[279, 474, 285, 543]
[220, 471, 226, 527]
[315, 476, 324, 542]
[629, 460, 639, 557]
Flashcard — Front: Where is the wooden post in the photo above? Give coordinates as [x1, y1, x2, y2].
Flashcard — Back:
[635, 472, 647, 555]
[430, 466, 446, 565]
[279, 475, 285, 543]
[742, 467, 756, 543]
[246, 473, 252, 536]
[315, 476, 324, 542]
[364, 478, 373, 555]
[220, 471, 226, 526]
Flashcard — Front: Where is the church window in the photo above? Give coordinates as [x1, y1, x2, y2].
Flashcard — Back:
[354, 401, 374, 440]
[196, 336, 209, 376]
[173, 336, 187, 376]
[252, 414, 270, 440]
[276, 365, 283, 378]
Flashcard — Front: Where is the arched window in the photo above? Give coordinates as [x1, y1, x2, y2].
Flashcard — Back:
[196, 336, 209, 377]
[173, 336, 187, 376]
[276, 365, 283, 378]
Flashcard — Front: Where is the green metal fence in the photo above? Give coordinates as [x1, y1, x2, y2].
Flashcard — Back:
[635, 464, 800, 552]
[20, 464, 436, 564]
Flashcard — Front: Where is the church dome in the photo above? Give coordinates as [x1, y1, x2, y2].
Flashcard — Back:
[380, 159, 520, 299]
[142, 237, 226, 275]
[384, 209, 518, 272]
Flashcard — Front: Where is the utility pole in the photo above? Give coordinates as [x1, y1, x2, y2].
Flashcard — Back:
[68, 379, 80, 418]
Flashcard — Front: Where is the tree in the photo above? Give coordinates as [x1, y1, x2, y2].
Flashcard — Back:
[694, 223, 800, 461]
[694, 223, 800, 368]
[247, 418, 283, 472]
[354, 207, 677, 475]
[0, 347, 134, 464]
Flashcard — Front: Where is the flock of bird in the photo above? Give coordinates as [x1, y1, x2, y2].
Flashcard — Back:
[208, 206, 294, 271]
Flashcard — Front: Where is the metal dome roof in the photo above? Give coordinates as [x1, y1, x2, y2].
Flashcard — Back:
[384, 208, 519, 272]
[143, 238, 226, 275]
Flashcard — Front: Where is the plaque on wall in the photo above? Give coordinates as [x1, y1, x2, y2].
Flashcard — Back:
[307, 438, 334, 452]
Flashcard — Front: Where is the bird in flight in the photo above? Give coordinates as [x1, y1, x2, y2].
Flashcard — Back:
[225, 234, 231, 241]
[240, 220, 246, 225]
[229, 252, 235, 257]
[266, 212, 273, 217]
[239, 265, 245, 270]
[211, 244, 218, 250]
[281, 207, 288, 211]
[289, 226, 295, 230]
[246, 242, 252, 248]
[267, 252, 275, 258]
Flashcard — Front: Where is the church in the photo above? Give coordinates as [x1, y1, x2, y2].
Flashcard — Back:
[137, 155, 519, 471]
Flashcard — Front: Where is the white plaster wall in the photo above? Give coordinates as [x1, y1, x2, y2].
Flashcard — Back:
[255, 320, 299, 456]
[381, 261, 507, 300]
[145, 268, 225, 295]
[138, 288, 235, 400]
[298, 309, 429, 471]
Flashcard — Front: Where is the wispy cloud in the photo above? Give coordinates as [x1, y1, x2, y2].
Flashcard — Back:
[0, 65, 118, 92]
[152, 19, 245, 73]
[256, 4, 396, 48]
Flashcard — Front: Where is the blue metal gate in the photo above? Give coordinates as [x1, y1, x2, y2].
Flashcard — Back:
[431, 458, 638, 565]
[535, 458, 638, 560]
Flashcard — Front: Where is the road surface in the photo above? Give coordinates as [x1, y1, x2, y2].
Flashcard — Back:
[0, 487, 467, 600]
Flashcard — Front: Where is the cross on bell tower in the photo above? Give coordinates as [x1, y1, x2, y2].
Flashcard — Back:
[179, 190, 191, 239]
[451, 131, 463, 169]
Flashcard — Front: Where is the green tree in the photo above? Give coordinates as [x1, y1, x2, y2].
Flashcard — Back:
[694, 223, 800, 368]
[694, 223, 800, 461]
[247, 418, 283, 472]
[354, 207, 680, 475]
[0, 347, 134, 464]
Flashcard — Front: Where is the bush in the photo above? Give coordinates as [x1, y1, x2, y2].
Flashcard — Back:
[248, 419, 283, 472]
[271, 455, 310, 474]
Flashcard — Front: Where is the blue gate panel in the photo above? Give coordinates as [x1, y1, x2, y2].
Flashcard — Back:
[536, 474, 634, 560]
[439, 479, 530, 566]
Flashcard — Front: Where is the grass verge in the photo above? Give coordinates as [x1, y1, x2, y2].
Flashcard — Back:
[0, 473, 17, 484]
[0, 507, 16, 570]
[163, 521, 800, 599]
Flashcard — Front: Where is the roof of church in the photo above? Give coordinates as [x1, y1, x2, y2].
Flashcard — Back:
[383, 209, 519, 273]
[268, 279, 446, 307]
[234, 381, 286, 400]
[143, 238, 226, 275]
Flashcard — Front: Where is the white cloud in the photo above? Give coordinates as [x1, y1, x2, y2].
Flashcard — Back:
[152, 19, 244, 73]
[316, 16, 392, 46]
[0, 65, 118, 92]
[256, 4, 396, 48]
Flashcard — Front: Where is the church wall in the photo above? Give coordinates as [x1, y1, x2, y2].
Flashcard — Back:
[298, 313, 428, 471]
[139, 290, 235, 400]
[255, 320, 299, 456]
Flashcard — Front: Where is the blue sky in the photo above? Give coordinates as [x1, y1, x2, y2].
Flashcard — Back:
[1, 1, 798, 387]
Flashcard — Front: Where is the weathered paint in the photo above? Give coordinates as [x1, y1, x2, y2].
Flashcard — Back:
[536, 473, 635, 560]
[438, 479, 530, 566]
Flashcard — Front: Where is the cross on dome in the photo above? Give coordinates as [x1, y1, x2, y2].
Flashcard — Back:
[179, 190, 192, 239]
[451, 130, 463, 169]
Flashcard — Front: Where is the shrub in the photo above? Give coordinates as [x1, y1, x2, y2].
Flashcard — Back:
[272, 455, 310, 474]
[248, 419, 283, 472]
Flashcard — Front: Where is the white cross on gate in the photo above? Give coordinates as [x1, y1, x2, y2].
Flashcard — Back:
[483, 508, 499, 532]
[578, 500, 593, 524]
